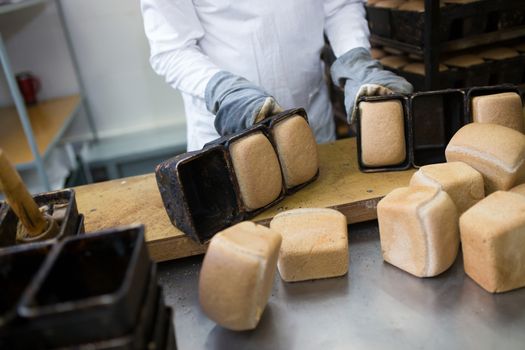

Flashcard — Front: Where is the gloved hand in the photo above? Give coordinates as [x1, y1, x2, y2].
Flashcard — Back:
[330, 47, 413, 124]
[205, 71, 283, 136]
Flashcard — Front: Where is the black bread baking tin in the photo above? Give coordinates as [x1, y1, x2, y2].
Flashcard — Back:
[155, 108, 319, 243]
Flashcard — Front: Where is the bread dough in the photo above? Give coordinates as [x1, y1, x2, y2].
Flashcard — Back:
[471, 92, 524, 133]
[359, 99, 407, 167]
[270, 208, 348, 282]
[402, 62, 448, 75]
[272, 115, 319, 189]
[445, 123, 525, 193]
[410, 162, 485, 214]
[377, 186, 459, 277]
[371, 48, 386, 59]
[510, 183, 525, 196]
[460, 191, 525, 293]
[374, 0, 406, 8]
[230, 132, 283, 210]
[198, 222, 282, 330]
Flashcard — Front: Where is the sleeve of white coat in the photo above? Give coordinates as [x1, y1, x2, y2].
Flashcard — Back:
[324, 0, 371, 58]
[141, 0, 221, 98]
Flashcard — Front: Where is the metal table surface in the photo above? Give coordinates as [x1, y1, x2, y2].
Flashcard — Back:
[158, 221, 525, 350]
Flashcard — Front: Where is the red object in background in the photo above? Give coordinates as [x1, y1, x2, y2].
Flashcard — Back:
[16, 72, 41, 105]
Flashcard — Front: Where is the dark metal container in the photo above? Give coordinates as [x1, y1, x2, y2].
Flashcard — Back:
[15, 225, 151, 348]
[156, 108, 318, 243]
[0, 242, 54, 347]
[487, 55, 525, 85]
[366, 5, 393, 39]
[57, 265, 160, 350]
[355, 94, 412, 173]
[0, 189, 81, 250]
[410, 89, 467, 167]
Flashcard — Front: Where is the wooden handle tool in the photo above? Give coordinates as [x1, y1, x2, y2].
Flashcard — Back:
[0, 148, 57, 240]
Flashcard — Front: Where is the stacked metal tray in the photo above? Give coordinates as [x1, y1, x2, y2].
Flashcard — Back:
[155, 108, 319, 243]
[367, 0, 525, 46]
[356, 84, 521, 172]
[0, 225, 176, 350]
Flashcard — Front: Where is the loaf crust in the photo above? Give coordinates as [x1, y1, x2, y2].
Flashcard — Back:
[272, 116, 319, 189]
[410, 162, 485, 214]
[199, 222, 282, 330]
[471, 92, 524, 133]
[230, 132, 283, 210]
[445, 123, 525, 193]
[359, 100, 407, 167]
[377, 186, 459, 277]
[270, 208, 348, 282]
[460, 191, 525, 293]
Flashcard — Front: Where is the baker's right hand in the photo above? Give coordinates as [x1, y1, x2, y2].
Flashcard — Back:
[205, 71, 283, 136]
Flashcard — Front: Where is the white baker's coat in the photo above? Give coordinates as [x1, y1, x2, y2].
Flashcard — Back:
[141, 0, 370, 151]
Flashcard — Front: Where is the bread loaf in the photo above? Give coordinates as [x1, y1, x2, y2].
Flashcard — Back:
[374, 0, 406, 8]
[199, 222, 282, 330]
[270, 208, 348, 282]
[377, 186, 459, 277]
[359, 99, 407, 167]
[409, 162, 484, 214]
[371, 48, 386, 59]
[460, 191, 525, 293]
[445, 123, 525, 193]
[402, 62, 448, 76]
[272, 115, 318, 189]
[478, 47, 519, 60]
[471, 92, 524, 133]
[380, 55, 410, 69]
[230, 132, 283, 210]
[510, 183, 525, 196]
[443, 54, 484, 68]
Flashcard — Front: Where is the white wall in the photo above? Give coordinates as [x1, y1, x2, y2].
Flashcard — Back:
[0, 0, 186, 140]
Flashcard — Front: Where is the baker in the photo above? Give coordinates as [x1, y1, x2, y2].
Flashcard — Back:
[141, 0, 412, 151]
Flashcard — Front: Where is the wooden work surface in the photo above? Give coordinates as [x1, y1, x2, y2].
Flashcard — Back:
[0, 95, 80, 165]
[75, 138, 415, 262]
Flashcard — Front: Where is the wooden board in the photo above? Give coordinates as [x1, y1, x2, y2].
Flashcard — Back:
[75, 138, 415, 262]
[0, 95, 81, 165]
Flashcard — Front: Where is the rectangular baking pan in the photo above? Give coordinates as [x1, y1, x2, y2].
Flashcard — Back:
[156, 108, 319, 244]
[0, 242, 54, 348]
[0, 188, 81, 250]
[355, 94, 412, 173]
[15, 224, 151, 348]
[356, 84, 521, 172]
[55, 266, 160, 350]
[410, 89, 467, 167]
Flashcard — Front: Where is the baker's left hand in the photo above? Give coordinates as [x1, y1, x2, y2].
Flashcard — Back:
[331, 47, 413, 124]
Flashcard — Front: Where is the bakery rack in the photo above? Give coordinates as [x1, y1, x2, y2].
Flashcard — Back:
[0, 0, 97, 191]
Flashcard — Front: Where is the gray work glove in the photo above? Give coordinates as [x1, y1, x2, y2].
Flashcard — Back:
[331, 47, 413, 124]
[205, 71, 283, 136]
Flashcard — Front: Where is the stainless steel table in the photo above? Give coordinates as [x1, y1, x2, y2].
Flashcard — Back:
[158, 221, 525, 350]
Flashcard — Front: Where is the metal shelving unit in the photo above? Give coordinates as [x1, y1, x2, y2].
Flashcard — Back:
[368, 0, 525, 90]
[0, 0, 97, 191]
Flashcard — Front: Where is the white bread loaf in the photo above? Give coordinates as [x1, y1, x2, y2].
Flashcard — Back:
[359, 99, 407, 167]
[230, 132, 283, 210]
[460, 191, 525, 293]
[272, 115, 318, 189]
[471, 92, 524, 133]
[409, 162, 485, 214]
[270, 208, 348, 282]
[377, 186, 459, 277]
[198, 222, 282, 330]
[510, 183, 525, 196]
[445, 123, 525, 193]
